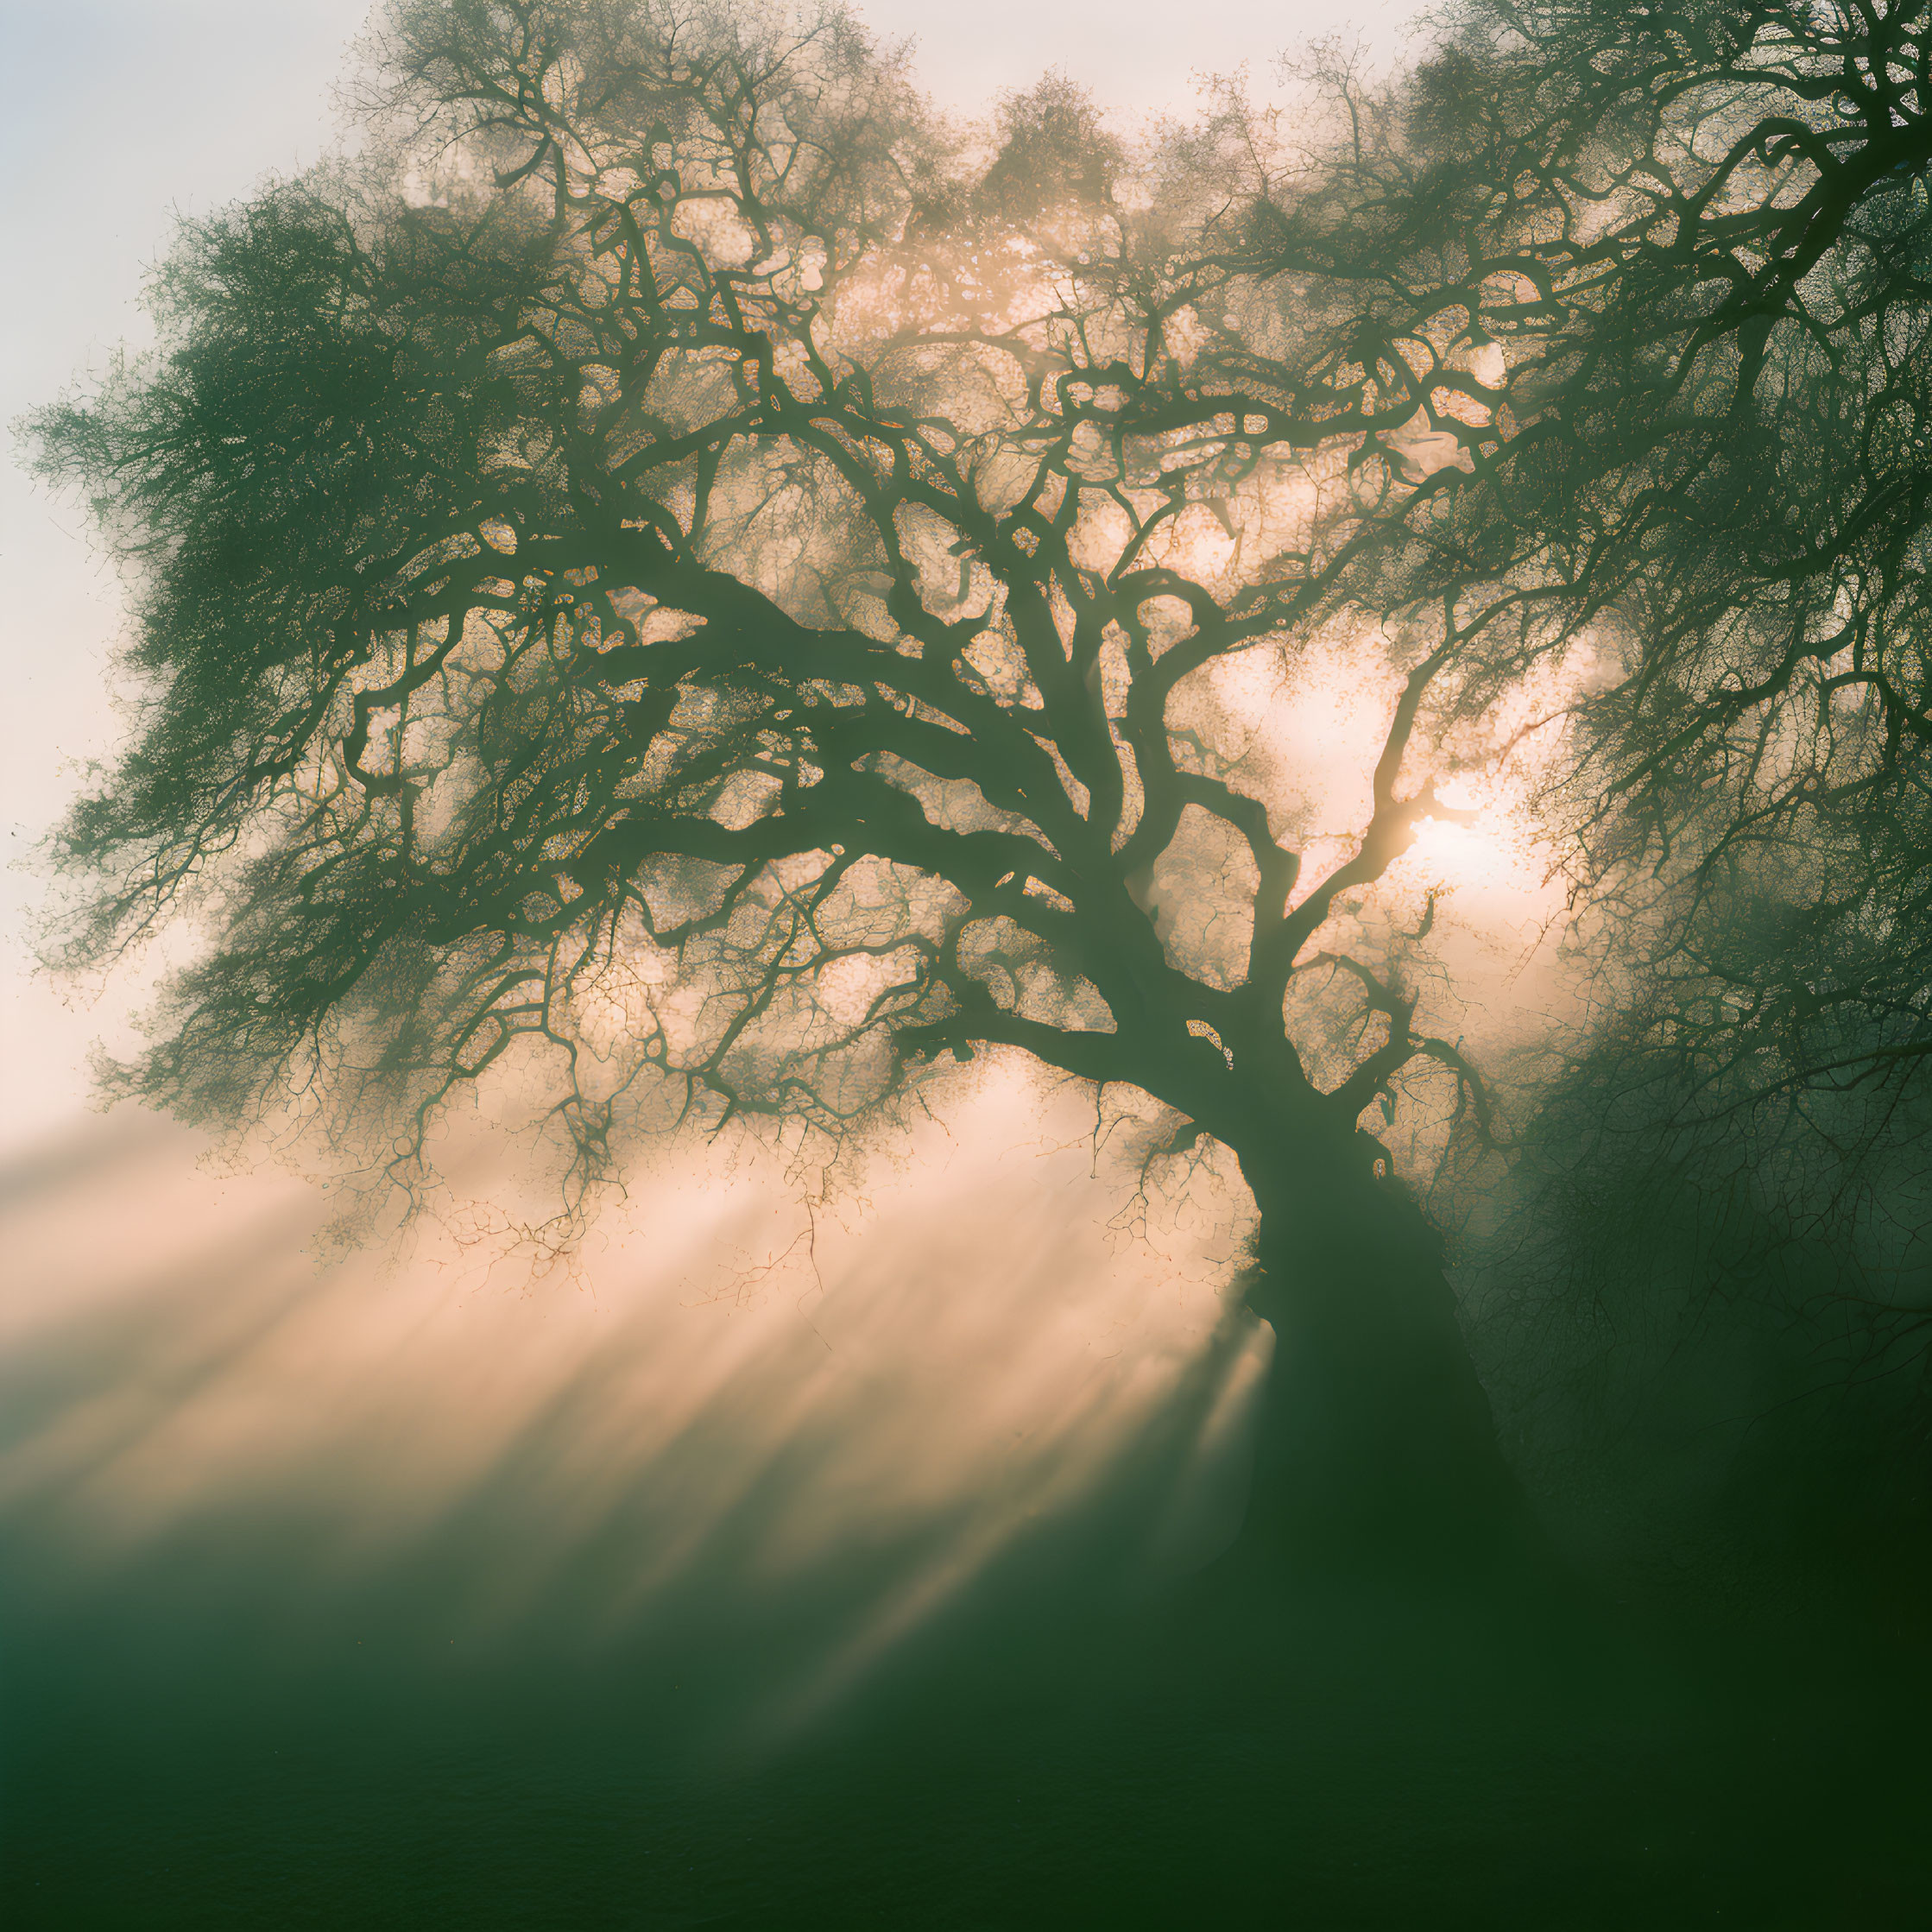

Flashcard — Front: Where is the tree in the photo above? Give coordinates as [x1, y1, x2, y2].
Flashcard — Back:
[29, 0, 1569, 1573]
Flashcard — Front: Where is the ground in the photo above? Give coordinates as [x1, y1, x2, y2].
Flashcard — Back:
[7, 1514, 1927, 1929]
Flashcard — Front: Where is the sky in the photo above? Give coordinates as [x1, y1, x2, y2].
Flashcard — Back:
[1, 2, 1486, 1695]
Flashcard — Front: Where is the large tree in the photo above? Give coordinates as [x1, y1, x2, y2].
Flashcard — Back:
[29, 0, 1574, 1571]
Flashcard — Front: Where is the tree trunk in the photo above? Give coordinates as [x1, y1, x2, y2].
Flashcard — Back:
[1228, 1154, 1538, 1580]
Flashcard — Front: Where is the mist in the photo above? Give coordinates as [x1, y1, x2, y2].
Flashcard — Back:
[6, 3, 1932, 1927]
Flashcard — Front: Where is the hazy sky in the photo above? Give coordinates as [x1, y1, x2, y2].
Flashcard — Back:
[3, 0, 1428, 1152]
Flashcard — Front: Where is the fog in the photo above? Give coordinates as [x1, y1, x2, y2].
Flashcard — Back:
[9, 6, 1929, 1927]
[1, 1066, 1272, 1740]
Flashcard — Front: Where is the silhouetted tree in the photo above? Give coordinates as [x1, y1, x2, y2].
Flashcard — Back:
[33, 0, 1615, 1571]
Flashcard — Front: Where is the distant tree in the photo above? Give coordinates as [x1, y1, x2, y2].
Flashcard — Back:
[975, 71, 1123, 221]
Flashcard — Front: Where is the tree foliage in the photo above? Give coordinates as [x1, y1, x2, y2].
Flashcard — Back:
[32, 0, 1503, 1237]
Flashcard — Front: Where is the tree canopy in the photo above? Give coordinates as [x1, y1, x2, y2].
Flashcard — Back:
[33, 0, 1504, 1228]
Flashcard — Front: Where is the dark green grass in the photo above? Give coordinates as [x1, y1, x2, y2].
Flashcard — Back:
[6, 1509, 1925, 1929]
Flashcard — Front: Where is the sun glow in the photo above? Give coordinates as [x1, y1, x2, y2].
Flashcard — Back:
[1394, 775, 1551, 902]
[1402, 806, 1523, 894]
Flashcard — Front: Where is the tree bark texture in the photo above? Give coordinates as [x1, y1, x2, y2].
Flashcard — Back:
[1230, 1151, 1532, 1576]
